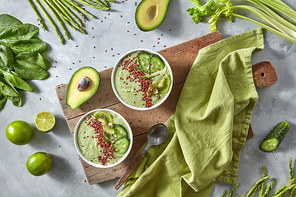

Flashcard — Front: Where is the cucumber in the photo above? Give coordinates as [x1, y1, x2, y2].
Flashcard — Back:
[113, 137, 130, 154]
[259, 121, 290, 152]
[149, 54, 165, 73]
[137, 51, 150, 73]
[113, 124, 128, 140]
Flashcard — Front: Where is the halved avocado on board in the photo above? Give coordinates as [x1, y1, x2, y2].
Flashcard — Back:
[66, 67, 100, 110]
[135, 0, 170, 31]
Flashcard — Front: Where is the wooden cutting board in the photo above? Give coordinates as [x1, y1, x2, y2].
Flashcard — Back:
[55, 32, 277, 185]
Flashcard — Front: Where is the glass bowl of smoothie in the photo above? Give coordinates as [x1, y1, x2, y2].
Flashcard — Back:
[74, 109, 133, 168]
[111, 48, 173, 110]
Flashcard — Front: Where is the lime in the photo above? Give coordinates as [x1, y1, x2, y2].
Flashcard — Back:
[35, 111, 56, 133]
[26, 152, 52, 176]
[6, 120, 34, 145]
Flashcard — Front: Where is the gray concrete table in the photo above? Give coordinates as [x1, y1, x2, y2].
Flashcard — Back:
[1, 0, 296, 196]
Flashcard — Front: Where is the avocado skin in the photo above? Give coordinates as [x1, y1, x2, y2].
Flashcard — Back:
[66, 67, 100, 110]
[135, 0, 171, 31]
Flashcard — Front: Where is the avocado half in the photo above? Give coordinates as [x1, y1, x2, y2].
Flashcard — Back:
[135, 0, 170, 31]
[66, 67, 100, 110]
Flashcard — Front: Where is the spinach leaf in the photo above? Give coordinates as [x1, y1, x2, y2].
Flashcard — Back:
[10, 59, 49, 80]
[0, 77, 22, 107]
[0, 14, 22, 34]
[15, 51, 50, 70]
[10, 37, 48, 55]
[0, 93, 7, 111]
[0, 23, 39, 45]
[0, 44, 14, 65]
[0, 68, 34, 92]
[0, 59, 14, 72]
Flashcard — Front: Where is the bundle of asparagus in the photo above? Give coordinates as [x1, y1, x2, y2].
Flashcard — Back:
[221, 158, 296, 197]
[27, 0, 115, 44]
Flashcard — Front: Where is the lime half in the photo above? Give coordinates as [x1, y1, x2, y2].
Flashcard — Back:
[35, 111, 56, 133]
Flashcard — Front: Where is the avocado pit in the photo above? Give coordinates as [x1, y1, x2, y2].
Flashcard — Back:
[77, 76, 91, 91]
[145, 5, 158, 21]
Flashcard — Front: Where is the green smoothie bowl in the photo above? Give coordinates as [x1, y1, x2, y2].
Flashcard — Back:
[111, 48, 173, 110]
[74, 109, 133, 168]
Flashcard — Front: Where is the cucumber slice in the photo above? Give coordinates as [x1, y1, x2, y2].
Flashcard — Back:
[113, 124, 128, 139]
[149, 54, 165, 73]
[259, 121, 290, 152]
[137, 51, 150, 73]
[260, 138, 279, 152]
[113, 137, 130, 154]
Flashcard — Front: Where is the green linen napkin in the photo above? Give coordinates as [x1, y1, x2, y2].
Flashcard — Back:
[118, 28, 264, 197]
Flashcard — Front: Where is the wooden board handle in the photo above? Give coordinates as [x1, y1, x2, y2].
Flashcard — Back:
[252, 61, 277, 89]
[114, 152, 145, 190]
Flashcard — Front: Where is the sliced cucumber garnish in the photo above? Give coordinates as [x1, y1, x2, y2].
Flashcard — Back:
[137, 51, 150, 73]
[260, 138, 279, 152]
[113, 137, 130, 154]
[149, 54, 165, 73]
[113, 124, 128, 140]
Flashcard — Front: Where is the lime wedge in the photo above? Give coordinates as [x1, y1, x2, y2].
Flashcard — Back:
[35, 111, 56, 133]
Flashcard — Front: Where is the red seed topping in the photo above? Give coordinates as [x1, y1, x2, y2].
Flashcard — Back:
[84, 115, 116, 166]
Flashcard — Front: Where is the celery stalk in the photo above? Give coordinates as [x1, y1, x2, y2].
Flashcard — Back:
[233, 13, 296, 45]
[257, 0, 296, 23]
[246, 0, 296, 32]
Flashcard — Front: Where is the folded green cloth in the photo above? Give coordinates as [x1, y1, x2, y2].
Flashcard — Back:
[118, 28, 264, 197]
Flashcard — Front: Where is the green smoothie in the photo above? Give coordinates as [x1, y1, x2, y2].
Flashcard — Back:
[77, 110, 130, 166]
[114, 50, 172, 108]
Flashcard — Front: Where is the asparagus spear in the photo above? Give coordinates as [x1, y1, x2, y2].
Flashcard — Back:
[77, 0, 109, 10]
[221, 190, 226, 197]
[228, 183, 239, 197]
[262, 179, 275, 197]
[63, 0, 95, 19]
[290, 186, 296, 197]
[53, 0, 87, 34]
[60, 0, 86, 21]
[290, 158, 294, 180]
[91, 0, 109, 9]
[27, 0, 46, 30]
[42, 0, 70, 40]
[261, 165, 266, 197]
[250, 187, 260, 197]
[35, 0, 64, 44]
[245, 176, 270, 197]
[46, 0, 78, 32]
[56, 0, 83, 27]
[46, 0, 76, 31]
[100, 0, 109, 7]
[274, 178, 295, 197]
